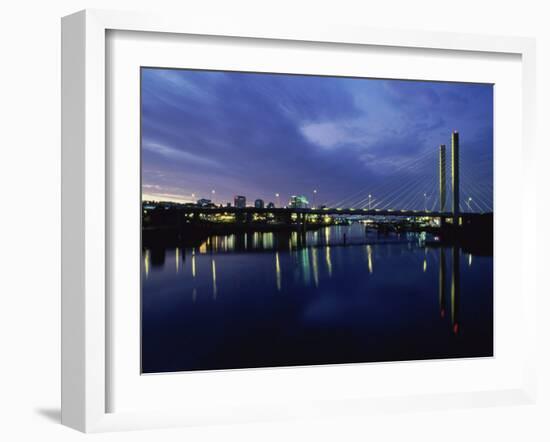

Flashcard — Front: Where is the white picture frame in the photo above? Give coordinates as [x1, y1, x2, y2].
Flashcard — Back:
[61, 9, 538, 433]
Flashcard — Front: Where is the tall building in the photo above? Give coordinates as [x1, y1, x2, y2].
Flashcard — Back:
[254, 199, 264, 209]
[289, 195, 309, 209]
[234, 195, 246, 208]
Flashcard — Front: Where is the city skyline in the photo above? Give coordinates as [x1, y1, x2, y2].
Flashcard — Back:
[141, 68, 493, 210]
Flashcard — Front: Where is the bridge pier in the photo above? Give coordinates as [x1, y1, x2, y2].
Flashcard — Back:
[439, 144, 446, 227]
[439, 143, 447, 212]
[451, 131, 460, 225]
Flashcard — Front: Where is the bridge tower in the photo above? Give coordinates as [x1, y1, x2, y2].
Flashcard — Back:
[451, 131, 460, 223]
[439, 144, 446, 212]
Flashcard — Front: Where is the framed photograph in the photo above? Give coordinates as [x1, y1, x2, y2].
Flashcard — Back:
[140, 68, 495, 373]
[61, 9, 537, 432]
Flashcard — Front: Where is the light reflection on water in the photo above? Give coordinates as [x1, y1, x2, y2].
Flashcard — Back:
[141, 223, 493, 373]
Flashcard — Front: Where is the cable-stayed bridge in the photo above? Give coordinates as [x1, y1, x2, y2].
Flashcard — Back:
[152, 131, 492, 223]
[319, 131, 492, 218]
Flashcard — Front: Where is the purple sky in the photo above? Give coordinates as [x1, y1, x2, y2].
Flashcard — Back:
[141, 68, 493, 211]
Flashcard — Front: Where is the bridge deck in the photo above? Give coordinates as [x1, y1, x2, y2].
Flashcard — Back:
[159, 206, 488, 219]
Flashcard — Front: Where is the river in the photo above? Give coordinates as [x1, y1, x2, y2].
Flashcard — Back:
[141, 223, 493, 373]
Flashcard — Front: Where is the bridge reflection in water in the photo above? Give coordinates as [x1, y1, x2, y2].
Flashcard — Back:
[141, 224, 492, 373]
[438, 246, 462, 335]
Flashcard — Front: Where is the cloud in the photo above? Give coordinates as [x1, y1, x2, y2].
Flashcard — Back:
[300, 121, 358, 149]
[142, 191, 195, 203]
[142, 140, 220, 169]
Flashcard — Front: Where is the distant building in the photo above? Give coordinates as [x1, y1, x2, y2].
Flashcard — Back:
[234, 195, 246, 208]
[266, 202, 275, 209]
[226, 202, 232, 208]
[289, 195, 309, 209]
[197, 198, 212, 207]
[254, 199, 264, 209]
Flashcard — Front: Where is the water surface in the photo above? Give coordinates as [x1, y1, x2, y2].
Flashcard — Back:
[141, 224, 493, 373]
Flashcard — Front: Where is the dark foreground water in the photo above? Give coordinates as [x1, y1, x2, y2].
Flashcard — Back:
[141, 224, 493, 373]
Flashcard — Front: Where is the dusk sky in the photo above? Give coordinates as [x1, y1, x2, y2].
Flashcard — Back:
[141, 68, 493, 211]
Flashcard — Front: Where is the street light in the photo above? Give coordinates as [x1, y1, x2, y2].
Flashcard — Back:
[275, 193, 280, 208]
[467, 197, 472, 212]
[368, 194, 372, 210]
[424, 193, 428, 212]
[313, 189, 317, 208]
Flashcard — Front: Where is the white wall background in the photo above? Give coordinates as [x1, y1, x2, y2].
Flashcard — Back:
[0, 1, 548, 440]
